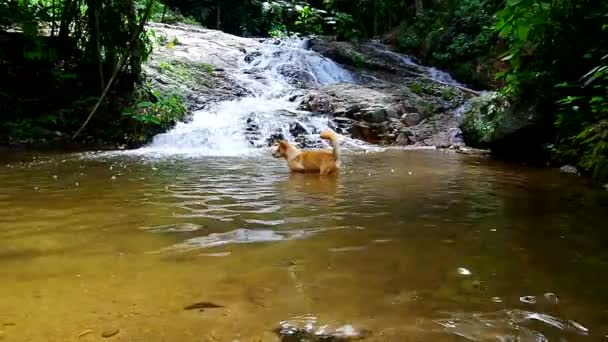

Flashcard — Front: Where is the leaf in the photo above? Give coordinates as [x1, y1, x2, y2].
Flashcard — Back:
[516, 24, 531, 41]
[506, 0, 524, 5]
[137, 101, 152, 108]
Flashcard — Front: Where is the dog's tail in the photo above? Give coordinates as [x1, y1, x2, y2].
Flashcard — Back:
[320, 129, 339, 159]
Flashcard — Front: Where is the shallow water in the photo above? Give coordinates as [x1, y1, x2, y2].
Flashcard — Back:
[1, 150, 608, 341]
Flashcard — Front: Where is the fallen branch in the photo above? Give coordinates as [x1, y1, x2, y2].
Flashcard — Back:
[72, 0, 155, 139]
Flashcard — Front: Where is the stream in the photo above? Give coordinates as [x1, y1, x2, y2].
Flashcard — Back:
[1, 26, 608, 342]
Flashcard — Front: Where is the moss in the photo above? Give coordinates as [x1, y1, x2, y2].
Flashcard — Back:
[408, 83, 424, 95]
[350, 52, 366, 68]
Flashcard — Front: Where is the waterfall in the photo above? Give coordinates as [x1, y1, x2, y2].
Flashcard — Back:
[132, 38, 363, 157]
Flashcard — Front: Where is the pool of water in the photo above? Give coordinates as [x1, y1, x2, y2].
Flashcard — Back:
[1, 149, 607, 341]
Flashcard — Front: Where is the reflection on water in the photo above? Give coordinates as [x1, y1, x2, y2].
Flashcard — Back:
[1, 150, 608, 341]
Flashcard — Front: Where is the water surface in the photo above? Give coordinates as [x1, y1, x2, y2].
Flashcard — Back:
[1, 150, 607, 341]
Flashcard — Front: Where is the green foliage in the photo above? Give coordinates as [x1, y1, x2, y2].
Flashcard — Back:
[495, 0, 608, 180]
[294, 4, 322, 35]
[268, 22, 288, 38]
[123, 85, 187, 131]
[408, 83, 423, 95]
[332, 12, 360, 41]
[395, 1, 500, 89]
[350, 51, 365, 68]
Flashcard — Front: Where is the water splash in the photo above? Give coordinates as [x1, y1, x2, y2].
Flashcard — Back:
[434, 309, 589, 341]
[277, 314, 370, 340]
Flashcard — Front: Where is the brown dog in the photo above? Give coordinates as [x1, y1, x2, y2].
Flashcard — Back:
[271, 129, 340, 175]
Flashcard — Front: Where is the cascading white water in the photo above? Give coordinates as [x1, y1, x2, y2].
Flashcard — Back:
[133, 38, 360, 157]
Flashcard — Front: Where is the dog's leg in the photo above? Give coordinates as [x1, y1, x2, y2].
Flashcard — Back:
[320, 163, 334, 176]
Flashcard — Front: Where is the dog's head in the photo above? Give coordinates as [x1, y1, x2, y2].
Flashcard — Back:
[271, 140, 288, 158]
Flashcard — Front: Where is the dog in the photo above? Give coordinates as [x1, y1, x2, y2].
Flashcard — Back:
[271, 129, 340, 175]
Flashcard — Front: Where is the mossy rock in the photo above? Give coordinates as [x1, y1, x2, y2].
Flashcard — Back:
[459, 91, 539, 148]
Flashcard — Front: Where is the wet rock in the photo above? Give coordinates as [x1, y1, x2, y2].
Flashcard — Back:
[101, 328, 120, 338]
[266, 132, 285, 146]
[559, 165, 579, 175]
[456, 147, 491, 156]
[289, 122, 308, 137]
[244, 51, 262, 63]
[277, 315, 370, 341]
[308, 37, 423, 78]
[544, 292, 559, 304]
[519, 295, 536, 304]
[276, 65, 316, 88]
[459, 92, 546, 156]
[395, 132, 411, 145]
[401, 112, 421, 126]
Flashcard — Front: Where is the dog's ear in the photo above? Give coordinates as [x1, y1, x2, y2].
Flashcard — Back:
[278, 141, 287, 151]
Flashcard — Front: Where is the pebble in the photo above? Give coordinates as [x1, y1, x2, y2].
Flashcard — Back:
[111, 176, 116, 180]
[75, 182, 79, 187]
[520, 295, 536, 304]
[52, 175, 58, 180]
[544, 292, 559, 304]
[101, 328, 120, 338]
[491, 296, 503, 303]
[457, 267, 472, 276]
[559, 165, 579, 175]
[78, 329, 93, 338]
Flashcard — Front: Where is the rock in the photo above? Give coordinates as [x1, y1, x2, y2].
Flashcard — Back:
[147, 22, 260, 70]
[101, 328, 120, 338]
[244, 51, 262, 63]
[401, 112, 421, 126]
[308, 37, 423, 78]
[266, 132, 285, 146]
[277, 316, 371, 341]
[603, 184, 608, 191]
[459, 91, 545, 155]
[559, 165, 579, 175]
[395, 132, 413, 145]
[288, 122, 308, 137]
[78, 329, 94, 338]
[456, 147, 491, 156]
[276, 65, 316, 88]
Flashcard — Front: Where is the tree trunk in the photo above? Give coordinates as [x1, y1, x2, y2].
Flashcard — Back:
[161, 3, 168, 22]
[94, 8, 104, 92]
[126, 0, 141, 82]
[373, 0, 378, 36]
[51, 0, 56, 37]
[415, 0, 423, 17]
[216, 0, 221, 29]
[58, 0, 74, 57]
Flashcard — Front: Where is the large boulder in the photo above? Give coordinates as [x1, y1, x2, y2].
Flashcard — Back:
[458, 91, 545, 154]
[299, 82, 468, 146]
